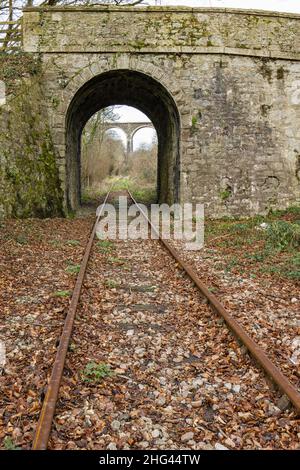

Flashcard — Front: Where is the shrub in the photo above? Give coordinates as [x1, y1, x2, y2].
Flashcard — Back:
[266, 220, 300, 251]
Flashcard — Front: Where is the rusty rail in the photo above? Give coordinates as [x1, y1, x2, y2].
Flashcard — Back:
[127, 190, 300, 414]
[32, 191, 111, 450]
[33, 189, 300, 450]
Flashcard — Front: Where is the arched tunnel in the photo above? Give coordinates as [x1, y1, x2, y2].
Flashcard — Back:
[66, 69, 181, 209]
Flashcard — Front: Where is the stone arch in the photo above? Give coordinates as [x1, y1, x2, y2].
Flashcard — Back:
[54, 56, 183, 138]
[103, 126, 128, 158]
[103, 126, 128, 145]
[130, 124, 155, 138]
[102, 122, 155, 154]
[58, 56, 183, 117]
[129, 122, 156, 152]
[65, 67, 181, 209]
[103, 125, 131, 158]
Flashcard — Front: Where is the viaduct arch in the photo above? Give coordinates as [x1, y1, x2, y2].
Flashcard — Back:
[103, 122, 155, 155]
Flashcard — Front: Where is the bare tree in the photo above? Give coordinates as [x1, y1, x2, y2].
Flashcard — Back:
[81, 105, 158, 194]
[0, 0, 23, 52]
[46, 1, 147, 7]
[128, 136, 157, 184]
[81, 107, 126, 188]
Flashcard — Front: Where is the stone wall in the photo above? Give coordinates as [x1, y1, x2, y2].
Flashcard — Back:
[6, 6, 300, 216]
[23, 6, 300, 59]
[0, 55, 63, 218]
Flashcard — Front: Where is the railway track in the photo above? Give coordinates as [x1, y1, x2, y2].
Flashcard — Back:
[32, 190, 300, 450]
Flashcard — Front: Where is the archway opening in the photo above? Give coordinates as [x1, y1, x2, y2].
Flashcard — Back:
[66, 69, 180, 210]
[80, 105, 158, 204]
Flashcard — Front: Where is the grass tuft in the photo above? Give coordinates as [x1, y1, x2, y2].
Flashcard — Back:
[82, 362, 113, 383]
[54, 290, 71, 298]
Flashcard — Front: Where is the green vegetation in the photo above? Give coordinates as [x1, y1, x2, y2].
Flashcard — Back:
[130, 40, 147, 50]
[219, 188, 232, 201]
[191, 116, 198, 127]
[286, 252, 300, 279]
[97, 240, 115, 253]
[108, 256, 126, 265]
[131, 187, 157, 205]
[66, 239, 81, 246]
[82, 176, 157, 207]
[105, 279, 119, 288]
[0, 54, 41, 95]
[54, 290, 71, 297]
[65, 264, 81, 275]
[208, 286, 218, 293]
[205, 205, 300, 281]
[224, 257, 239, 273]
[50, 239, 62, 247]
[3, 437, 21, 451]
[0, 79, 63, 218]
[66, 210, 76, 220]
[82, 362, 113, 383]
[15, 235, 28, 245]
[51, 96, 60, 109]
[266, 221, 300, 252]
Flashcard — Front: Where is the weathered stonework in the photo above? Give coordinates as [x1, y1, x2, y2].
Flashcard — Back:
[3, 6, 300, 216]
[0, 56, 63, 218]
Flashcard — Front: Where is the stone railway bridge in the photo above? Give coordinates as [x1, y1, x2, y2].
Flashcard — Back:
[1, 5, 300, 217]
[103, 122, 155, 155]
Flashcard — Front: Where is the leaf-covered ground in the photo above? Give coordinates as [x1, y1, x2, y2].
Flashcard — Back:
[0, 218, 92, 449]
[172, 208, 300, 390]
[0, 210, 299, 450]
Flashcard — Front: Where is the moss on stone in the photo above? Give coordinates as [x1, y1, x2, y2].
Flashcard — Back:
[51, 96, 60, 109]
[129, 40, 147, 50]
[260, 104, 272, 117]
[277, 66, 285, 80]
[0, 77, 63, 218]
[258, 59, 272, 83]
[0, 54, 41, 96]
